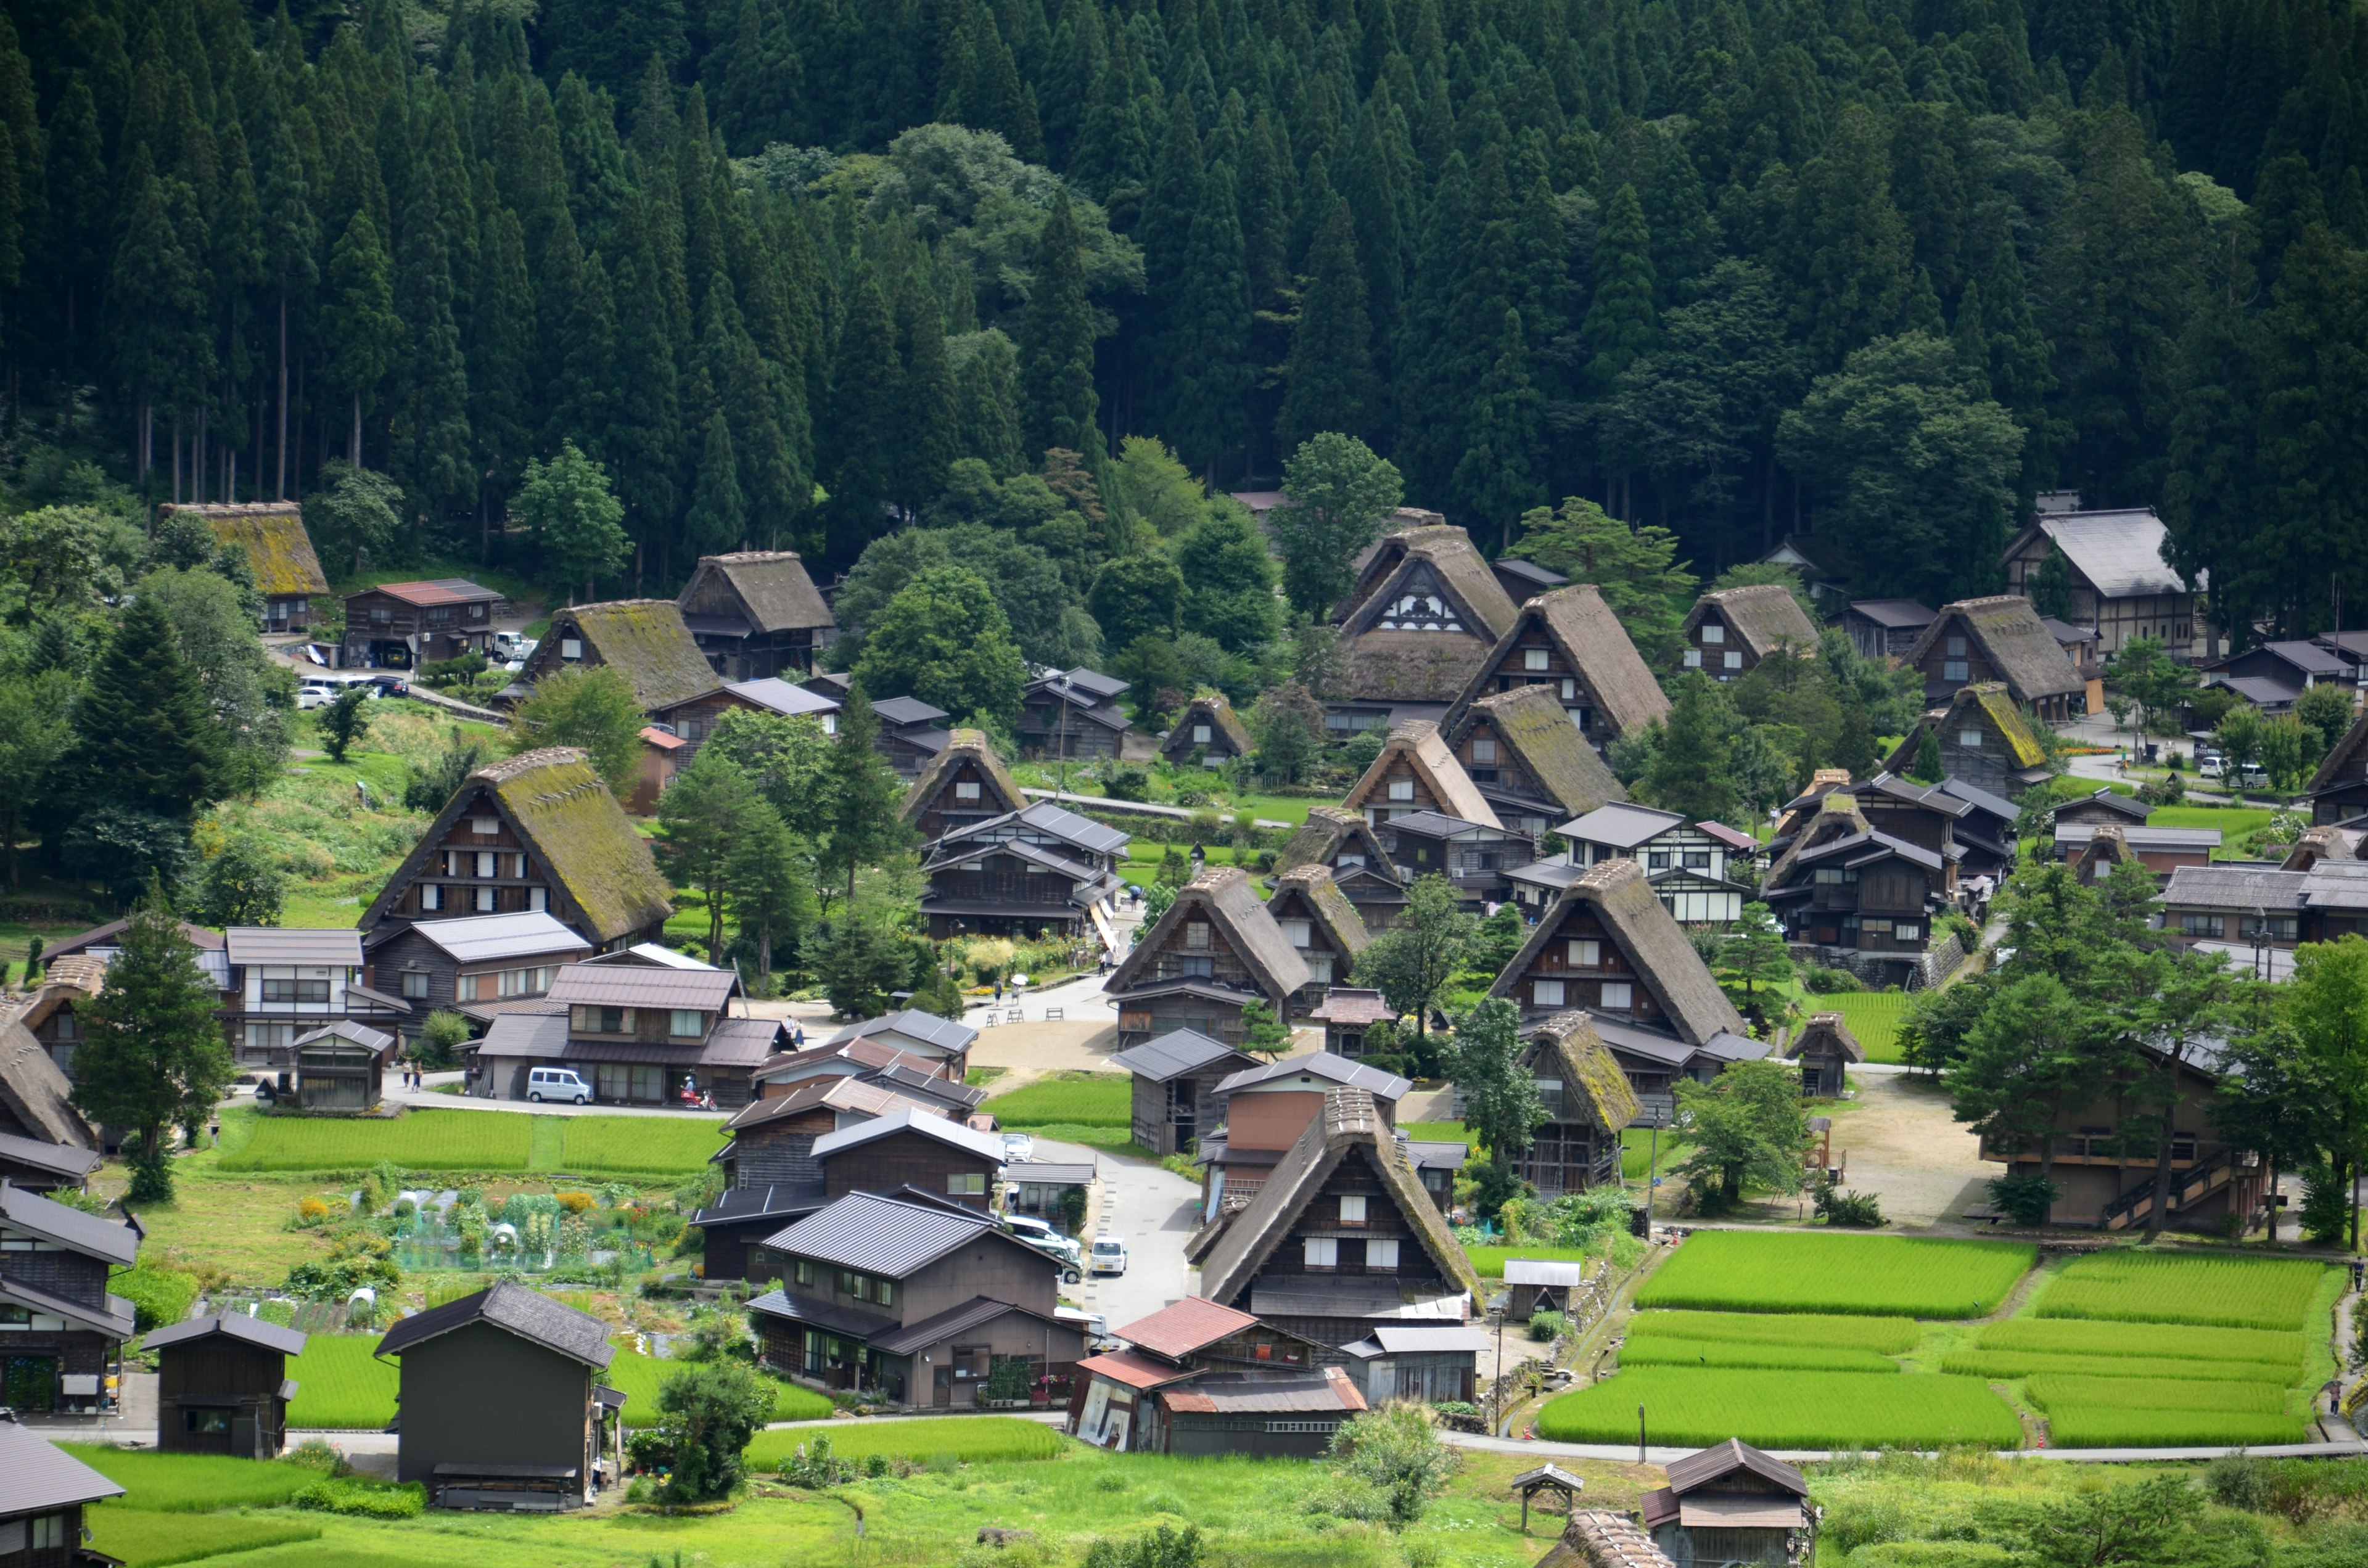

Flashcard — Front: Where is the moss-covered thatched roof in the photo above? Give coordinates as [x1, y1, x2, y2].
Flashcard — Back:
[1522, 1011, 1640, 1134]
[556, 601, 725, 712]
[176, 503, 328, 597]
[900, 729, 1026, 827]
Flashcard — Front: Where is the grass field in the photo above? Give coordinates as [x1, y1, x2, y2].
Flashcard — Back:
[1619, 1125, 1693, 1180]
[599, 1349, 834, 1425]
[84, 1508, 324, 1567]
[981, 1072, 1131, 1128]
[1636, 1232, 2035, 1319]
[218, 1112, 533, 1174]
[1626, 1310, 1922, 1355]
[1618, 1337, 1902, 1373]
[1401, 1120, 1469, 1144]
[1973, 1317, 2307, 1369]
[1939, 1348, 2297, 1384]
[2147, 803, 2279, 859]
[1820, 991, 1913, 1064]
[555, 1115, 729, 1176]
[744, 1416, 1066, 1467]
[2029, 1250, 2333, 1330]
[285, 1336, 401, 1429]
[1538, 1368, 2022, 1448]
[62, 1446, 332, 1509]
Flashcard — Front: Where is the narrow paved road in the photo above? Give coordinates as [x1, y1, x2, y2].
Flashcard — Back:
[1035, 1135, 1201, 1332]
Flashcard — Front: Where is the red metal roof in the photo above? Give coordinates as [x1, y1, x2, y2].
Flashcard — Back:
[1077, 1351, 1199, 1390]
[365, 578, 504, 607]
[1158, 1366, 1367, 1415]
[1113, 1295, 1259, 1361]
[640, 725, 689, 751]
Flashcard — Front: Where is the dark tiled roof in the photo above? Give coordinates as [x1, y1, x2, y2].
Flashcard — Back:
[823, 1009, 979, 1054]
[0, 1272, 136, 1338]
[758, 1191, 1037, 1278]
[1110, 1028, 1256, 1083]
[1664, 1437, 1809, 1498]
[689, 1183, 828, 1228]
[0, 1181, 141, 1264]
[548, 963, 736, 1010]
[375, 1281, 614, 1368]
[0, 1130, 102, 1180]
[0, 1416, 126, 1514]
[810, 1108, 1008, 1165]
[144, 1311, 308, 1356]
[871, 1295, 1065, 1355]
[746, 1287, 897, 1340]
[1215, 1051, 1410, 1102]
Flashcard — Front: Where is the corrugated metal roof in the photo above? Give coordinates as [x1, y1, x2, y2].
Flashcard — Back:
[745, 1287, 896, 1340]
[1115, 1295, 1259, 1360]
[406, 912, 593, 964]
[1665, 1437, 1809, 1498]
[810, 1107, 1008, 1165]
[1503, 1259, 1587, 1287]
[1383, 809, 1519, 839]
[547, 964, 737, 1009]
[757, 1191, 1021, 1278]
[0, 1273, 136, 1337]
[1849, 599, 1935, 628]
[1371, 1324, 1490, 1353]
[2055, 824, 2223, 851]
[823, 1009, 978, 1054]
[0, 1182, 141, 1264]
[871, 1295, 1064, 1355]
[1161, 1367, 1366, 1414]
[368, 578, 504, 607]
[0, 1130, 101, 1180]
[376, 1281, 614, 1368]
[1109, 1028, 1251, 1083]
[1079, 1350, 1200, 1389]
[2036, 509, 2188, 599]
[144, 1311, 308, 1356]
[726, 677, 842, 717]
[690, 1183, 826, 1228]
[0, 1416, 127, 1513]
[1936, 776, 2020, 823]
[873, 696, 951, 727]
[224, 927, 362, 966]
[1561, 802, 1687, 848]
[1214, 1051, 1410, 1101]
[472, 1009, 570, 1059]
[1014, 800, 1132, 856]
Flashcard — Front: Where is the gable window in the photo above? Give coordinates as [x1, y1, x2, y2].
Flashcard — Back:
[1532, 979, 1566, 1006]
[1960, 729, 1984, 747]
[1182, 954, 1214, 978]
[1523, 649, 1550, 671]
[1946, 636, 1967, 657]
[1701, 623, 1724, 644]
[1472, 737, 1497, 763]
[471, 815, 499, 835]
[1365, 1239, 1400, 1271]
[1683, 851, 1711, 870]
[955, 781, 981, 800]
[1646, 850, 1671, 870]
[1303, 1238, 1339, 1268]
[1307, 954, 1334, 982]
[1944, 659, 1970, 681]
[1723, 651, 1743, 670]
[1684, 649, 1703, 668]
[399, 971, 430, 1000]
[1600, 981, 1634, 1011]
[1279, 919, 1312, 947]
[1568, 939, 1600, 967]
[1338, 1195, 1367, 1224]
[1185, 921, 1211, 948]
[1388, 779, 1415, 801]
[670, 1009, 704, 1037]
[475, 852, 498, 878]
[1193, 724, 1213, 743]
[1536, 1077, 1564, 1113]
[561, 638, 583, 660]
[475, 886, 496, 912]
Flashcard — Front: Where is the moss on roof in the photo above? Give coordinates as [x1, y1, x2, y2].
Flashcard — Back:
[1462, 684, 1626, 816]
[557, 601, 725, 712]
[900, 729, 1027, 827]
[487, 749, 674, 942]
[1274, 864, 1373, 957]
[1525, 1012, 1640, 1134]
[179, 504, 329, 597]
[1162, 694, 1253, 757]
[1971, 686, 2048, 768]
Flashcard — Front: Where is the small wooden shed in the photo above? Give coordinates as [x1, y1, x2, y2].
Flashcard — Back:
[292, 1021, 395, 1112]
[1338, 1323, 1484, 1404]
[144, 1312, 307, 1458]
[1783, 1013, 1864, 1099]
[1640, 1439, 1812, 1568]
[1504, 1258, 1587, 1321]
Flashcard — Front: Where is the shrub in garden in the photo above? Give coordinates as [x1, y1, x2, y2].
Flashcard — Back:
[1984, 1173, 2059, 1228]
[1815, 1181, 1886, 1227]
[1084, 1524, 1204, 1568]
[656, 1361, 774, 1503]
[1325, 1403, 1458, 1528]
[1802, 965, 1863, 994]
[1527, 1310, 1569, 1343]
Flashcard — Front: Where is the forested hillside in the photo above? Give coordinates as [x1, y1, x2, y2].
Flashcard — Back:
[1, 0, 2362, 638]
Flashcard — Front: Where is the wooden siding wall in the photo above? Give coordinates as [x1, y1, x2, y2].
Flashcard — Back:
[818, 1131, 998, 1207]
[1476, 635, 1611, 739]
[394, 1322, 594, 1490]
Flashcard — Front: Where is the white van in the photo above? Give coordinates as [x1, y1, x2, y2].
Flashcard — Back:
[525, 1067, 593, 1104]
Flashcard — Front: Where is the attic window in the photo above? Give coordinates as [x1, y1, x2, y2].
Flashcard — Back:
[1193, 724, 1212, 743]
[1960, 729, 1983, 747]
[1533, 979, 1566, 1006]
[1279, 919, 1312, 948]
[955, 781, 981, 800]
[1700, 624, 1724, 644]
[1388, 781, 1415, 802]
[1338, 1195, 1367, 1224]
[1185, 922, 1211, 948]
[1523, 649, 1550, 671]
[1599, 982, 1634, 1011]
[1944, 659, 1970, 682]
[1472, 738, 1497, 763]
[1365, 1239, 1400, 1270]
[1568, 939, 1600, 967]
[561, 638, 583, 660]
[1947, 636, 1968, 657]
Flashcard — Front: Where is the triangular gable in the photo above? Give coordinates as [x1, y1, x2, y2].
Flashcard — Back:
[1487, 858, 1747, 1045]
[1333, 527, 1518, 636]
[680, 551, 836, 634]
[1450, 684, 1627, 818]
[1162, 694, 1253, 758]
[1276, 808, 1398, 882]
[1341, 722, 1502, 828]
[532, 601, 724, 712]
[1519, 1012, 1640, 1134]
[1270, 866, 1372, 959]
[1439, 586, 1670, 741]
[1883, 683, 2047, 776]
[1682, 584, 1820, 661]
[1902, 596, 2083, 702]
[1106, 866, 1312, 1003]
[900, 729, 1027, 829]
[2306, 709, 2368, 796]
[1784, 1012, 1865, 1064]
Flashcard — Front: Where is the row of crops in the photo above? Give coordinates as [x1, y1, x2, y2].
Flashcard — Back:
[1536, 1232, 2342, 1451]
[215, 1110, 728, 1176]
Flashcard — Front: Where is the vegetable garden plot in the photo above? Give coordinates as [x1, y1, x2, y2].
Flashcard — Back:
[216, 1111, 532, 1173]
[1626, 1310, 1922, 1355]
[2031, 1252, 2335, 1331]
[1635, 1232, 2034, 1318]
[1974, 1318, 2306, 1370]
[1619, 1337, 1902, 1374]
[1538, 1368, 2022, 1449]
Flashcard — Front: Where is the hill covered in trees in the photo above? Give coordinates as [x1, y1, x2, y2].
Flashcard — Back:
[1, 0, 2361, 639]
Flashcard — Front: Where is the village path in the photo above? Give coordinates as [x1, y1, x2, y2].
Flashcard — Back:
[1034, 1134, 1203, 1330]
[1712, 1070, 1992, 1233]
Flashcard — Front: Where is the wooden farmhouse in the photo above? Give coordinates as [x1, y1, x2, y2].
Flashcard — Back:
[2052, 823, 2218, 876]
[1760, 790, 1957, 987]
[1196, 1053, 1424, 1218]
[713, 676, 842, 737]
[1070, 1297, 1354, 1458]
[358, 748, 674, 954]
[1109, 1028, 1261, 1157]
[872, 696, 955, 778]
[14, 959, 109, 1083]
[675, 551, 837, 679]
[1326, 525, 1521, 724]
[1490, 555, 1569, 603]
[1642, 1440, 1815, 1568]
[470, 958, 778, 1108]
[510, 600, 731, 739]
[1190, 1086, 1484, 1351]
[1552, 802, 1753, 926]
[1338, 1323, 1487, 1405]
[1267, 865, 1371, 1011]
[0, 1182, 141, 1415]
[1843, 597, 1936, 659]
[746, 1032, 986, 1114]
[2303, 711, 2368, 824]
[1901, 596, 2087, 721]
[220, 927, 407, 1072]
[1371, 811, 1537, 910]
[1161, 693, 1252, 767]
[1882, 683, 2054, 797]
[1680, 583, 1820, 679]
[1933, 776, 2022, 881]
[2072, 823, 2137, 885]
[1019, 668, 1133, 760]
[900, 730, 1029, 843]
[169, 501, 328, 632]
[810, 1110, 1008, 1209]
[375, 1283, 623, 1510]
[1511, 1011, 1638, 1196]
[1439, 584, 1671, 754]
[1341, 720, 1500, 827]
[918, 800, 1129, 942]
[2053, 787, 2153, 830]
[1784, 1012, 1864, 1098]
[1106, 866, 1310, 1050]
[0, 1015, 100, 1189]
[361, 911, 591, 1036]
[1443, 683, 1627, 835]
[746, 1191, 1084, 1407]
[290, 1021, 396, 1111]
[1273, 807, 1407, 930]
[1505, 1259, 1588, 1321]
[2000, 503, 2202, 660]
[340, 578, 504, 670]
[146, 1312, 306, 1458]
[0, 1414, 125, 1562]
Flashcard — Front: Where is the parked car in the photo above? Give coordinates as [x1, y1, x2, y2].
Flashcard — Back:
[1001, 1131, 1035, 1164]
[370, 673, 408, 696]
[295, 683, 335, 710]
[2198, 753, 2226, 780]
[1002, 1214, 1083, 1280]
[525, 1067, 593, 1104]
[2240, 763, 2269, 789]
[1089, 1236, 1127, 1276]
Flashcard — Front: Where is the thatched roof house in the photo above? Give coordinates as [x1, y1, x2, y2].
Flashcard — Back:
[1106, 866, 1311, 1048]
[1488, 858, 1748, 1043]
[1273, 806, 1407, 930]
[676, 550, 836, 670]
[1682, 583, 1820, 674]
[1162, 693, 1254, 765]
[519, 601, 725, 716]
[0, 1011, 99, 1152]
[360, 748, 673, 950]
[900, 728, 1027, 841]
[1330, 527, 1523, 705]
[1341, 721, 1500, 827]
[1903, 595, 2086, 720]
[1445, 683, 1626, 832]
[1882, 682, 2052, 796]
[2304, 708, 2368, 825]
[1785, 1011, 1864, 1098]
[171, 502, 329, 628]
[1268, 865, 1372, 1007]
[1515, 1011, 1641, 1195]
[1441, 585, 1671, 750]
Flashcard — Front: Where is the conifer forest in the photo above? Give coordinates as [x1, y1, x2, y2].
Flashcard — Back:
[1, 0, 2364, 638]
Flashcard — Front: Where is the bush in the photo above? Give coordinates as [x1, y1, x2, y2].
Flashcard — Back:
[1802, 964, 1864, 994]
[1326, 1403, 1458, 1528]
[625, 1429, 675, 1473]
[115, 1266, 200, 1334]
[1084, 1524, 1204, 1568]
[1815, 1182, 1886, 1227]
[2300, 1157, 2351, 1244]
[1527, 1310, 1570, 1342]
[1103, 763, 1151, 800]
[656, 1361, 775, 1503]
[1986, 1172, 2060, 1228]
[291, 1479, 425, 1517]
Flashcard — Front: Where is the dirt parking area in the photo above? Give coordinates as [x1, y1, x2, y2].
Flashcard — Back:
[1810, 1071, 1994, 1231]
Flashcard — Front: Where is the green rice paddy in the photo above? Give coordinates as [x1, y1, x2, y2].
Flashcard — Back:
[1940, 1350, 2297, 1385]
[83, 1508, 324, 1567]
[1616, 1337, 1902, 1374]
[62, 1446, 330, 1510]
[1465, 1245, 1594, 1278]
[1973, 1317, 2306, 1368]
[980, 1072, 1132, 1128]
[1538, 1367, 2023, 1449]
[2030, 1251, 2333, 1331]
[555, 1115, 730, 1176]
[213, 1109, 728, 1178]
[1635, 1231, 2034, 1318]
[2021, 1374, 2288, 1414]
[1626, 1310, 1922, 1354]
[284, 1336, 401, 1429]
[1819, 991, 1913, 1064]
[743, 1416, 1065, 1467]
[599, 1349, 834, 1425]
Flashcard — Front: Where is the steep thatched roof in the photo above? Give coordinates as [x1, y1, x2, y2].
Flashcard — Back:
[1521, 1011, 1640, 1134]
[548, 601, 725, 712]
[0, 1013, 99, 1149]
[173, 503, 329, 597]
[1685, 583, 1819, 660]
[899, 729, 1026, 827]
[1107, 866, 1312, 1003]
[2306, 708, 2368, 795]
[1275, 807, 1400, 884]
[1904, 596, 2084, 702]
[1454, 684, 1626, 818]
[359, 749, 673, 944]
[1342, 721, 1502, 827]
[1444, 586, 1670, 741]
[1334, 526, 1519, 637]
[2073, 821, 2131, 884]
[1197, 1086, 1484, 1310]
[1272, 864, 1373, 958]
[1334, 527, 1523, 703]
[1885, 683, 2048, 775]
[1785, 1012, 1865, 1064]
[681, 551, 836, 632]
[1487, 858, 1747, 1045]
[1163, 694, 1254, 758]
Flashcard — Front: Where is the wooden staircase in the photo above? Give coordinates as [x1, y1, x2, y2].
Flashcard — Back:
[2102, 1147, 2244, 1230]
